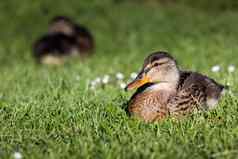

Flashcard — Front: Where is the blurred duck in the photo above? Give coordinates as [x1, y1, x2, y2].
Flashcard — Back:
[48, 16, 94, 54]
[125, 51, 225, 122]
[33, 16, 94, 65]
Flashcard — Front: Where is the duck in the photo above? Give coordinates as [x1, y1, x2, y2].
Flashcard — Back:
[48, 16, 94, 53]
[33, 16, 94, 64]
[125, 51, 226, 122]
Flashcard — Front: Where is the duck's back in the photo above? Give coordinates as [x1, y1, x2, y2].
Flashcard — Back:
[33, 33, 77, 58]
[168, 71, 225, 115]
[180, 71, 225, 106]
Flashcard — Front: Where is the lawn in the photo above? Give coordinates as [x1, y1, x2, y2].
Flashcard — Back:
[0, 0, 238, 158]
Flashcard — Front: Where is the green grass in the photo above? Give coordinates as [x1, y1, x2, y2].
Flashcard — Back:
[1, 0, 238, 158]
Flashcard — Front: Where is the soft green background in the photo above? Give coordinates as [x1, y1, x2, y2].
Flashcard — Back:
[0, 0, 238, 158]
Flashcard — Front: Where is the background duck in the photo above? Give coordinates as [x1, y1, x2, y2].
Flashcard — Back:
[49, 16, 94, 53]
[125, 51, 226, 122]
[33, 15, 94, 65]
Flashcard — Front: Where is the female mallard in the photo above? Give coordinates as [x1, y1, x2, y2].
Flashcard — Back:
[33, 16, 94, 65]
[125, 51, 225, 122]
[48, 16, 94, 53]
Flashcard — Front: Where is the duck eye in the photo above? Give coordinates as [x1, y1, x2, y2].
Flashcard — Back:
[152, 61, 168, 67]
[153, 63, 160, 67]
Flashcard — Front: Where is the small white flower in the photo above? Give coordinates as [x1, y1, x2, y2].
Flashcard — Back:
[90, 80, 97, 86]
[228, 65, 235, 73]
[13, 152, 22, 159]
[211, 65, 220, 73]
[102, 75, 110, 84]
[119, 82, 126, 89]
[95, 77, 101, 84]
[116, 72, 124, 80]
[130, 72, 137, 79]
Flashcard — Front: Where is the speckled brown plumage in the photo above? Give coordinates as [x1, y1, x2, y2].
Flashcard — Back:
[33, 16, 94, 64]
[48, 16, 94, 54]
[171, 71, 225, 113]
[168, 82, 206, 116]
[126, 51, 225, 122]
[129, 90, 173, 122]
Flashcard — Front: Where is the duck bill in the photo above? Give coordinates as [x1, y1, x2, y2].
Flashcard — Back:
[125, 75, 151, 91]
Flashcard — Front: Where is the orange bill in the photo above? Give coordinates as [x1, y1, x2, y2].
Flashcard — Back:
[125, 75, 151, 91]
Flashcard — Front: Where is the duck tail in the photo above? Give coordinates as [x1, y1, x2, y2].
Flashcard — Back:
[220, 84, 229, 96]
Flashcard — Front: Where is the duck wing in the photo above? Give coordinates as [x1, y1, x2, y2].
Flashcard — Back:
[168, 82, 206, 116]
[168, 71, 225, 115]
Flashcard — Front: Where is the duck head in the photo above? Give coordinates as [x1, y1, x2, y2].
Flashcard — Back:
[125, 51, 180, 91]
[48, 16, 75, 35]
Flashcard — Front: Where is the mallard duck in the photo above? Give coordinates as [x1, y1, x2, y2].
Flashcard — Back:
[48, 16, 94, 53]
[125, 51, 225, 122]
[33, 16, 94, 64]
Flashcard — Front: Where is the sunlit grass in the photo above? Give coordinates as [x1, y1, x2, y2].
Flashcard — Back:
[0, 1, 238, 159]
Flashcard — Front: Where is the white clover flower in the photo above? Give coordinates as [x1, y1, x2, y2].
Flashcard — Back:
[95, 77, 101, 84]
[102, 75, 110, 84]
[119, 82, 126, 89]
[130, 72, 137, 79]
[13, 152, 22, 159]
[228, 65, 235, 73]
[90, 80, 96, 86]
[211, 65, 220, 73]
[116, 72, 124, 80]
